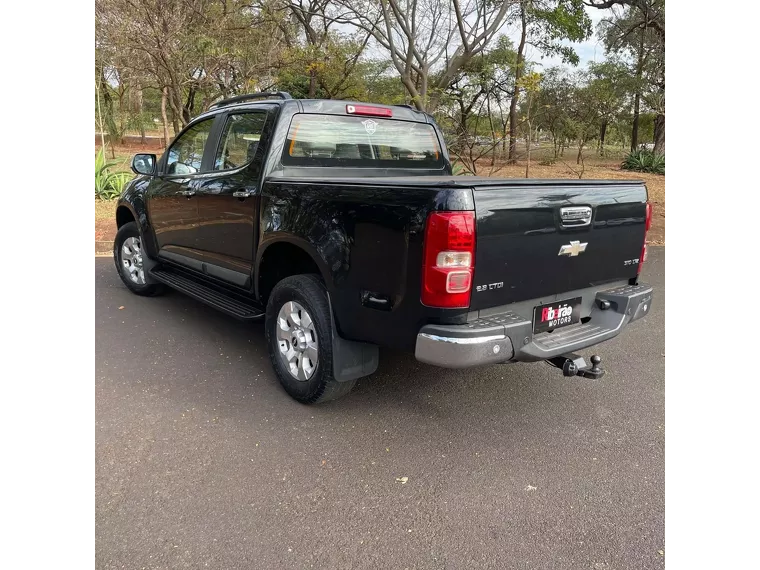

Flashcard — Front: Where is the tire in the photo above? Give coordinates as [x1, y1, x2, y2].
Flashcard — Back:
[265, 274, 356, 404]
[113, 222, 166, 297]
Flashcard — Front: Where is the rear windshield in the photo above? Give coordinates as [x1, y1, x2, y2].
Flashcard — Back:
[282, 114, 444, 169]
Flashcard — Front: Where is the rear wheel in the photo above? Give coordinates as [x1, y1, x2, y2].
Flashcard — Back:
[265, 274, 356, 404]
[113, 222, 166, 296]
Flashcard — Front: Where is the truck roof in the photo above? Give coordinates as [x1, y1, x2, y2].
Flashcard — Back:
[194, 93, 431, 124]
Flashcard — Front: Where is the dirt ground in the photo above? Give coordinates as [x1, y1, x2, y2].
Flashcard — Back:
[95, 144, 664, 253]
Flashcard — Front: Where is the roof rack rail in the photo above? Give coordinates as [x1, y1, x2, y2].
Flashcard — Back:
[209, 92, 293, 110]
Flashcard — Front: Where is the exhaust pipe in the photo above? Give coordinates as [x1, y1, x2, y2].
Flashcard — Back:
[547, 353, 605, 380]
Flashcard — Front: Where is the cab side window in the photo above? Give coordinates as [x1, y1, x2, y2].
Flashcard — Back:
[165, 118, 215, 175]
[214, 113, 267, 171]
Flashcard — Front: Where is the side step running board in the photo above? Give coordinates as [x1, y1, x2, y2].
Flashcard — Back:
[150, 267, 264, 321]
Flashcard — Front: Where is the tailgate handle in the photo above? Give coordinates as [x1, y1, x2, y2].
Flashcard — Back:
[560, 206, 592, 228]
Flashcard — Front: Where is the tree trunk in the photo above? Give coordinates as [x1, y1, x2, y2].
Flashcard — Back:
[161, 87, 170, 149]
[525, 119, 531, 178]
[653, 113, 665, 154]
[599, 120, 608, 156]
[577, 141, 583, 165]
[308, 67, 317, 98]
[183, 86, 196, 125]
[508, 1, 527, 164]
[631, 99, 641, 152]
[631, 24, 646, 152]
[100, 69, 114, 118]
[487, 96, 497, 167]
[166, 85, 184, 134]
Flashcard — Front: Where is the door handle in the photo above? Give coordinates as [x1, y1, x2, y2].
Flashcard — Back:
[232, 190, 254, 199]
[176, 190, 196, 197]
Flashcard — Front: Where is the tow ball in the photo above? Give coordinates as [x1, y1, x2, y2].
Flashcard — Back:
[547, 353, 605, 380]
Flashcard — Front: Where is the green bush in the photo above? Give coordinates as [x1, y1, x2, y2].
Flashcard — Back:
[621, 150, 665, 175]
[96, 149, 132, 199]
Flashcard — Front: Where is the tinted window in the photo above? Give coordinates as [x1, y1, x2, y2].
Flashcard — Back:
[282, 114, 444, 169]
[214, 113, 267, 171]
[165, 118, 214, 175]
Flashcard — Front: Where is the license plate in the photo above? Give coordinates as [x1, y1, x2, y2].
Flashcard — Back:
[533, 297, 582, 334]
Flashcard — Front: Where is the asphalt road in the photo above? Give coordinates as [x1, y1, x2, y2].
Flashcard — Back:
[96, 247, 665, 570]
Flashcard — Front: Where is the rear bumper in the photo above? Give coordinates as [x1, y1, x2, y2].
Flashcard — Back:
[414, 283, 653, 368]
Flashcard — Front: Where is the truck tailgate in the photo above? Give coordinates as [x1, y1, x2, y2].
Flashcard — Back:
[470, 180, 648, 311]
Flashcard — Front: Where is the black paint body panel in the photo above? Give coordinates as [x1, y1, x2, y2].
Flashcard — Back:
[469, 182, 648, 309]
[257, 178, 474, 350]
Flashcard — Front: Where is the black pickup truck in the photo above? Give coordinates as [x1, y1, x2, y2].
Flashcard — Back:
[114, 92, 653, 404]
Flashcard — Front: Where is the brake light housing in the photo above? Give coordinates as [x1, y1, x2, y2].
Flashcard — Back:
[638, 202, 652, 275]
[421, 211, 476, 308]
[346, 104, 393, 117]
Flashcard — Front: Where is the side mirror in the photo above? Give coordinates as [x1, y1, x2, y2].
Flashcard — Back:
[131, 154, 156, 175]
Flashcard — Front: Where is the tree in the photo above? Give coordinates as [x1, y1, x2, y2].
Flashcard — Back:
[506, 0, 592, 163]
[519, 72, 542, 177]
[96, 0, 289, 134]
[333, 0, 518, 112]
[590, 0, 664, 153]
[438, 36, 517, 171]
[534, 67, 573, 158]
[587, 59, 631, 155]
[269, 0, 372, 99]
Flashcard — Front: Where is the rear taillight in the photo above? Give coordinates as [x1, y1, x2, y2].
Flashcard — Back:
[638, 202, 652, 275]
[421, 211, 476, 308]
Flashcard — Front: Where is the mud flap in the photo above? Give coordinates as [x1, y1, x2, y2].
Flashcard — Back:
[327, 295, 379, 382]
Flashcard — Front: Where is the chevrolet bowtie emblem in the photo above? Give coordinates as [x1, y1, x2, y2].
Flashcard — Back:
[558, 240, 588, 257]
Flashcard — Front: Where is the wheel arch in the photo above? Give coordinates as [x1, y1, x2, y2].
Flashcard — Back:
[255, 236, 333, 304]
[115, 190, 159, 258]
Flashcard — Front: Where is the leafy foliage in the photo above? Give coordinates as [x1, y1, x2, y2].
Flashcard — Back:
[109, 172, 133, 195]
[96, 149, 132, 199]
[621, 150, 664, 174]
[527, 0, 593, 65]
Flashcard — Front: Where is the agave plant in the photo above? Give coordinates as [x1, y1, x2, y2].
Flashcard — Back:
[96, 148, 133, 199]
[108, 172, 133, 198]
[95, 148, 116, 198]
[621, 150, 665, 175]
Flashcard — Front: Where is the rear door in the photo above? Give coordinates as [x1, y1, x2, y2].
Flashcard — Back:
[145, 116, 218, 267]
[470, 181, 648, 310]
[192, 108, 272, 288]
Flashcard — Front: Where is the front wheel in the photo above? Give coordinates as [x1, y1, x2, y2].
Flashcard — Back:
[265, 274, 356, 404]
[113, 222, 165, 296]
